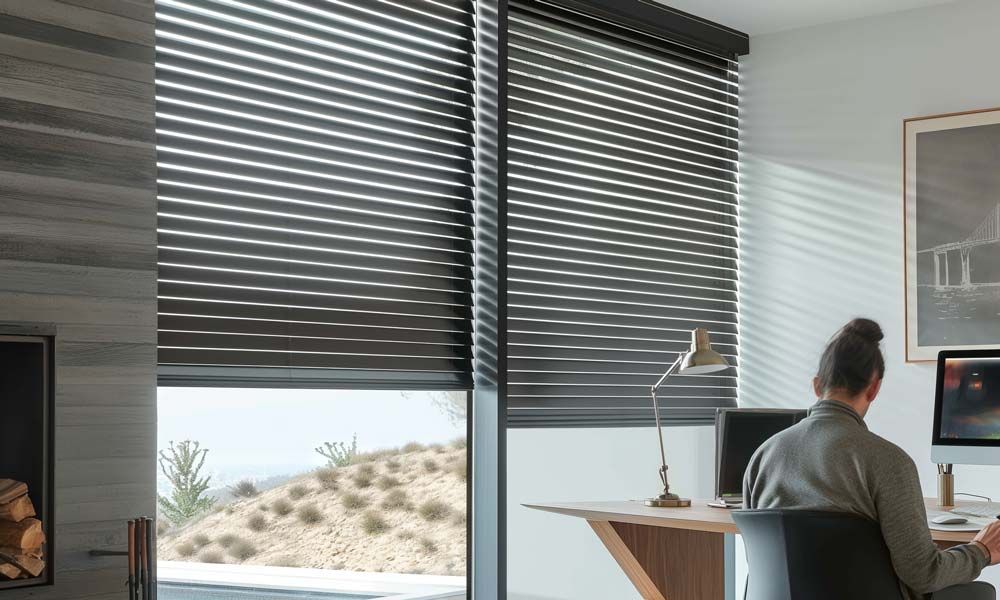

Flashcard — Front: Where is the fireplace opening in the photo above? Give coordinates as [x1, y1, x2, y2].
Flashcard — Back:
[0, 335, 54, 589]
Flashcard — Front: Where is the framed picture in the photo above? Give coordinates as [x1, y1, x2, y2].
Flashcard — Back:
[905, 107, 1000, 361]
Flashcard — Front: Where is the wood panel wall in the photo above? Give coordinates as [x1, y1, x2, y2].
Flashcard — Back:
[0, 0, 157, 598]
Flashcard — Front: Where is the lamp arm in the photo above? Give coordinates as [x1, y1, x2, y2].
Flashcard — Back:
[651, 354, 684, 397]
[650, 354, 684, 496]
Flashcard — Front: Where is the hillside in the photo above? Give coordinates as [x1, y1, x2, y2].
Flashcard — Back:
[158, 441, 467, 576]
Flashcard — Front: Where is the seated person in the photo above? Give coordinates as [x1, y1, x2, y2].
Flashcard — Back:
[743, 318, 1000, 600]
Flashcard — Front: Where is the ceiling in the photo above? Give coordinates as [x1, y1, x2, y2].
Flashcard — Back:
[655, 0, 957, 35]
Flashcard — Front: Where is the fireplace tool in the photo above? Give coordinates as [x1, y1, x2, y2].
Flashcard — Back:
[91, 517, 154, 600]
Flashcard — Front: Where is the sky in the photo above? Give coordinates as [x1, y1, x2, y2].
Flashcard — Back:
[157, 388, 466, 486]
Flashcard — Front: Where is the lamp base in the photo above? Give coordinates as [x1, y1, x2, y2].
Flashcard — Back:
[645, 496, 692, 508]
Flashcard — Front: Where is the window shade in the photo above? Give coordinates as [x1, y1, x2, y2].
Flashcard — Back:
[506, 0, 740, 426]
[153, 0, 476, 388]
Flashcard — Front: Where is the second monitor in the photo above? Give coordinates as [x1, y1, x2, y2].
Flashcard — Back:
[713, 408, 807, 507]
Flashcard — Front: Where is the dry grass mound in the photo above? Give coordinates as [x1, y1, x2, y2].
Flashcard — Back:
[159, 440, 467, 575]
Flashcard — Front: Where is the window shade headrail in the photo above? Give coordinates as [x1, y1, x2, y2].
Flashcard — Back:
[507, 0, 740, 426]
[155, 0, 477, 388]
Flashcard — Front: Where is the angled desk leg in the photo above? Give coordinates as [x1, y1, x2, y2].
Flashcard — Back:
[588, 520, 728, 600]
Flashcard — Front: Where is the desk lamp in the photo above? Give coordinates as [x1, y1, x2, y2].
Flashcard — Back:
[647, 327, 731, 507]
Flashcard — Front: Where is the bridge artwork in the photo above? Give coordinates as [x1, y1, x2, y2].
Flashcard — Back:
[918, 202, 1000, 289]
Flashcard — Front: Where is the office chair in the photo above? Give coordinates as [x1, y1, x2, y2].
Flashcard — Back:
[734, 510, 995, 600]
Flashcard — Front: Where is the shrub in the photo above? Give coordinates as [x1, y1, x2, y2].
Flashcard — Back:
[385, 459, 401, 472]
[246, 514, 267, 532]
[258, 503, 269, 512]
[288, 484, 309, 500]
[315, 468, 339, 490]
[315, 434, 358, 468]
[157, 440, 215, 524]
[452, 512, 467, 527]
[228, 540, 258, 561]
[351, 448, 394, 464]
[417, 500, 451, 522]
[199, 550, 224, 564]
[225, 507, 235, 515]
[450, 460, 467, 482]
[271, 555, 299, 568]
[360, 510, 391, 535]
[356, 463, 376, 477]
[271, 498, 293, 516]
[375, 475, 401, 491]
[396, 529, 415, 541]
[296, 503, 324, 525]
[157, 521, 170, 536]
[351, 472, 374, 489]
[229, 479, 259, 499]
[217, 533, 238, 549]
[192, 533, 211, 548]
[176, 541, 196, 558]
[450, 437, 467, 449]
[422, 459, 439, 473]
[402, 442, 424, 453]
[418, 537, 438, 555]
[341, 492, 368, 511]
[381, 489, 410, 511]
[430, 443, 446, 454]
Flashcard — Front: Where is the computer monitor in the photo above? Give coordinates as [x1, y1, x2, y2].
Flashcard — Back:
[931, 349, 1000, 465]
[715, 408, 807, 503]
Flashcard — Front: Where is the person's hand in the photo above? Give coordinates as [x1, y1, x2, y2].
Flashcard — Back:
[973, 521, 1000, 565]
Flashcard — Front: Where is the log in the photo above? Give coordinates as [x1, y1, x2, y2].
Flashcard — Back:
[0, 519, 44, 550]
[0, 495, 36, 523]
[0, 551, 45, 579]
[0, 545, 41, 560]
[0, 481, 27, 505]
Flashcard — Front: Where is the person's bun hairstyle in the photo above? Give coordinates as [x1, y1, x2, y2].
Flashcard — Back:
[840, 318, 884, 344]
[816, 318, 886, 396]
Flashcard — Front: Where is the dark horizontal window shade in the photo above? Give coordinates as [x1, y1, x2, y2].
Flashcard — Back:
[154, 0, 476, 388]
[506, 0, 739, 427]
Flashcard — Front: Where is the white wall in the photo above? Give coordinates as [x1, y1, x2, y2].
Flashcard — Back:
[740, 0, 1000, 588]
[507, 426, 716, 600]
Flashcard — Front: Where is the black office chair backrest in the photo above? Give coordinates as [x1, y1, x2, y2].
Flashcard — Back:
[733, 509, 904, 600]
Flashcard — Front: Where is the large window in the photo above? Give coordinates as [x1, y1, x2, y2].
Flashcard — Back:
[153, 0, 747, 596]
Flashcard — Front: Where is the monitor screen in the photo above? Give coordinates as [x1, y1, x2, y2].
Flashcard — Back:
[935, 355, 1000, 442]
[716, 410, 806, 498]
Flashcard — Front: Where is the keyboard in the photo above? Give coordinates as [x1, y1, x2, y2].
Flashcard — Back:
[951, 503, 1000, 519]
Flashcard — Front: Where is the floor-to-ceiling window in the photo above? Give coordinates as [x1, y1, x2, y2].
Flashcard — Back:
[153, 0, 477, 595]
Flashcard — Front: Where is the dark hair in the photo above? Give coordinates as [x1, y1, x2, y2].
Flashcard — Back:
[816, 318, 886, 396]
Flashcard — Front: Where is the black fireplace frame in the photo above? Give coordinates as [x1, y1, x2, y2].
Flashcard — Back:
[0, 324, 55, 591]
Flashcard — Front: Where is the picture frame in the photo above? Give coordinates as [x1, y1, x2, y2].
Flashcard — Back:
[904, 107, 1000, 361]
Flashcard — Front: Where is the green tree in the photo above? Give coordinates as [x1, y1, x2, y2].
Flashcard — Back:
[158, 440, 215, 524]
[315, 434, 358, 467]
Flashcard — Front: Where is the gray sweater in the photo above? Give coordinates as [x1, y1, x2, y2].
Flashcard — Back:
[743, 400, 989, 599]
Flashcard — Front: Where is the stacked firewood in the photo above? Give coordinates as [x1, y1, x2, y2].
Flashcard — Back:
[0, 479, 45, 580]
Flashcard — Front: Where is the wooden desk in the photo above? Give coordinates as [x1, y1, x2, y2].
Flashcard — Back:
[525, 499, 978, 600]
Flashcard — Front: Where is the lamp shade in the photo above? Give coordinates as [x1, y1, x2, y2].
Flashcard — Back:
[678, 328, 730, 375]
